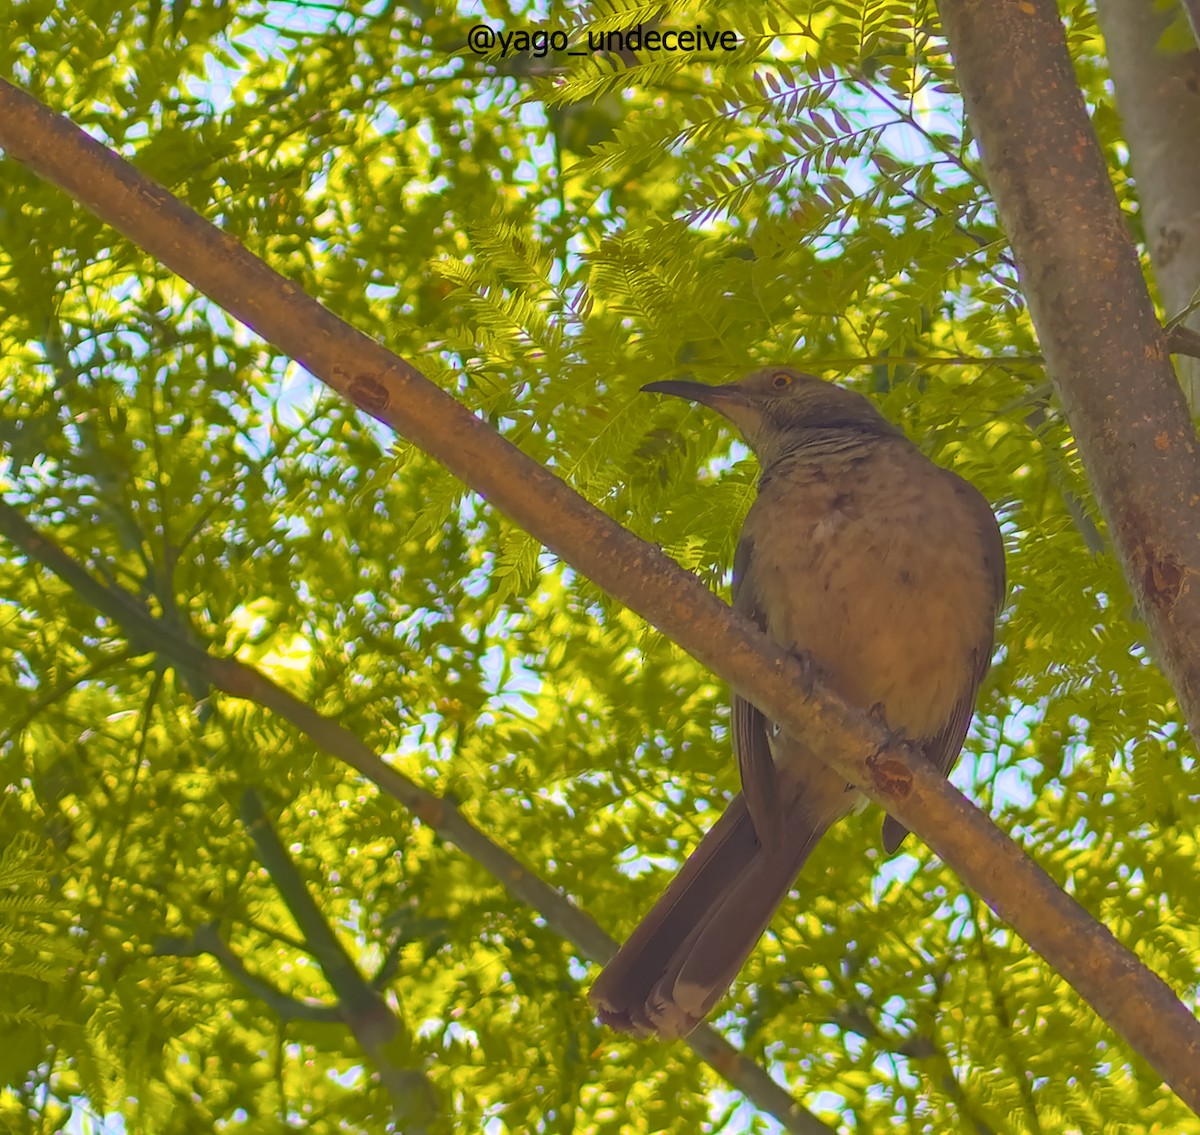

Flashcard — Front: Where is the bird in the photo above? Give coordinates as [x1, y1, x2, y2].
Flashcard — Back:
[589, 365, 1005, 1039]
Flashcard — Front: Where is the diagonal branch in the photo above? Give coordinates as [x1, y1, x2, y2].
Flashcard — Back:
[1, 78, 1198, 1108]
[236, 787, 440, 1130]
[1168, 325, 1200, 361]
[237, 787, 404, 1039]
[0, 499, 828, 1135]
[154, 922, 344, 1024]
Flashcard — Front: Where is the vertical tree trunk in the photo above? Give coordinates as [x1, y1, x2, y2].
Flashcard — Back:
[937, 0, 1200, 745]
[1095, 0, 1200, 405]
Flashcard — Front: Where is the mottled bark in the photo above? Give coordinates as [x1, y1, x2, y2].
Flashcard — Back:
[1096, 0, 1200, 405]
[939, 0, 1200, 756]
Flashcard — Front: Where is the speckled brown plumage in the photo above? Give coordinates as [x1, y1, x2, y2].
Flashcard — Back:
[590, 366, 1005, 1039]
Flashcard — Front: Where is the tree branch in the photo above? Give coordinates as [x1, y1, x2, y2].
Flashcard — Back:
[1183, 0, 1200, 43]
[236, 788, 440, 1131]
[1, 77, 1198, 1108]
[1168, 324, 1200, 361]
[154, 922, 344, 1024]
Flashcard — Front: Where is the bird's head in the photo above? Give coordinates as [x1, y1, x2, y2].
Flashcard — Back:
[642, 365, 898, 468]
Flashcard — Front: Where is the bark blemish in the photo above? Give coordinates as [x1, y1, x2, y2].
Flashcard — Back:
[867, 753, 913, 801]
[1137, 538, 1185, 610]
[349, 375, 389, 414]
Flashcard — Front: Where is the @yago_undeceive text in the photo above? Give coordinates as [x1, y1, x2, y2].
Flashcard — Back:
[466, 23, 741, 59]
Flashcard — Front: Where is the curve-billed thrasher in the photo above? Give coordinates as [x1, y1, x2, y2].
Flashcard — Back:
[590, 365, 1005, 1038]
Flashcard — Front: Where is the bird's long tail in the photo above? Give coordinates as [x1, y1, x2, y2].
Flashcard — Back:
[589, 781, 842, 1038]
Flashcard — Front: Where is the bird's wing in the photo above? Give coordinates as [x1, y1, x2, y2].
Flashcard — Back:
[731, 534, 783, 847]
[881, 475, 1007, 854]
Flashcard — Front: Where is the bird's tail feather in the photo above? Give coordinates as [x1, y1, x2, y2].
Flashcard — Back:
[590, 789, 833, 1038]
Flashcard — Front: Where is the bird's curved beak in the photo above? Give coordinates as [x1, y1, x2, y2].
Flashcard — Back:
[641, 379, 744, 407]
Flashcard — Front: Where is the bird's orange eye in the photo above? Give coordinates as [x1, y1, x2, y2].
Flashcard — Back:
[771, 372, 792, 389]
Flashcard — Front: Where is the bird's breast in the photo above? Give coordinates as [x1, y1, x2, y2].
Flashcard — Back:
[743, 444, 996, 739]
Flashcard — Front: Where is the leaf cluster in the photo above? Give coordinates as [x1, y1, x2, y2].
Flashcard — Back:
[1, 0, 1196, 1132]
